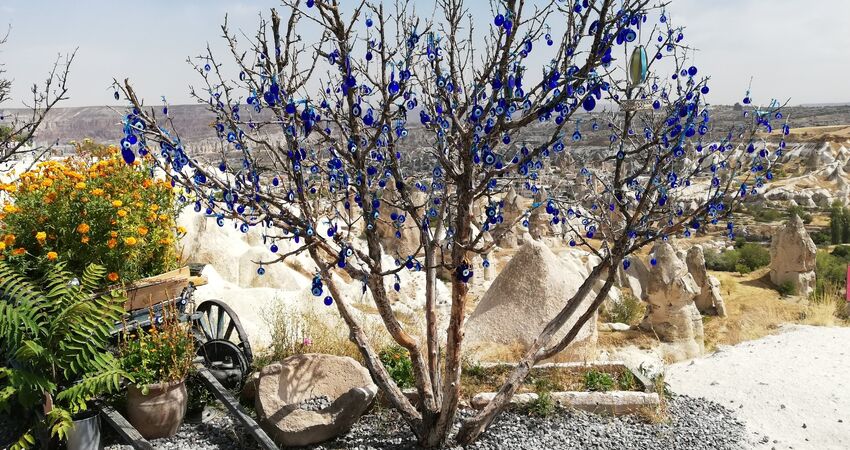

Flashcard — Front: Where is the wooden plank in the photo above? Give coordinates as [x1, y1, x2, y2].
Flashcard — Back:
[99, 405, 153, 450]
[194, 364, 279, 450]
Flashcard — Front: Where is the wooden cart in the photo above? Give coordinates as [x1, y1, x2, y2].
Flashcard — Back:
[103, 265, 278, 450]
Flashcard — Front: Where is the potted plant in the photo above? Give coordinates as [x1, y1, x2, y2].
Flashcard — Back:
[0, 262, 127, 450]
[119, 303, 195, 439]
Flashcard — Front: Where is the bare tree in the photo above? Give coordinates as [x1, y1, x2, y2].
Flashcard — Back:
[115, 0, 788, 446]
[0, 27, 75, 169]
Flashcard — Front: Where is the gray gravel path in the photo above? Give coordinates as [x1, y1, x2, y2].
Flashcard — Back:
[103, 394, 745, 450]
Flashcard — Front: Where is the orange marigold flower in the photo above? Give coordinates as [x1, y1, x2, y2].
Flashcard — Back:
[110, 231, 118, 238]
[81, 236, 90, 244]
[124, 236, 137, 246]
[3, 234, 15, 246]
[107, 238, 117, 249]
[12, 248, 26, 256]
[142, 179, 152, 188]
[138, 226, 149, 236]
[91, 188, 104, 196]
[46, 251, 58, 261]
[41, 179, 54, 188]
[76, 223, 90, 234]
[117, 209, 128, 218]
[107, 272, 119, 282]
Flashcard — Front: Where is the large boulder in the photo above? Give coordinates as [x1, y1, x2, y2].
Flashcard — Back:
[639, 243, 704, 358]
[685, 246, 727, 317]
[769, 215, 817, 296]
[464, 240, 599, 361]
[617, 256, 649, 300]
[255, 354, 377, 447]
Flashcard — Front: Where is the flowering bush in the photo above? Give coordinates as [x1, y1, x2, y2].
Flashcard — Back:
[119, 304, 195, 390]
[0, 141, 183, 283]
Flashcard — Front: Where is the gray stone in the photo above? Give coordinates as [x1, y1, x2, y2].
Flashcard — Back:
[255, 354, 377, 447]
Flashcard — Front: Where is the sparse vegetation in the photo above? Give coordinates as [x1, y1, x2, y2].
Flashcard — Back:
[600, 293, 646, 326]
[704, 243, 770, 274]
[526, 378, 556, 417]
[776, 280, 797, 296]
[583, 370, 615, 392]
[379, 345, 415, 389]
[258, 304, 363, 368]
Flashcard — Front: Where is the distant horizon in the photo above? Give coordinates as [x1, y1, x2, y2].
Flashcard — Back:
[2, 0, 849, 108]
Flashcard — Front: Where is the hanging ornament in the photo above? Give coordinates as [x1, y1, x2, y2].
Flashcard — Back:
[629, 45, 648, 85]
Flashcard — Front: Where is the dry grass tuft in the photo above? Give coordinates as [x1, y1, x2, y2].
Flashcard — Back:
[255, 300, 394, 369]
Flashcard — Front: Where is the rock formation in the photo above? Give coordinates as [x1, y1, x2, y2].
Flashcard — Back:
[617, 256, 650, 300]
[375, 187, 427, 258]
[527, 188, 552, 240]
[769, 215, 817, 296]
[464, 240, 600, 361]
[256, 354, 377, 447]
[639, 242, 704, 358]
[685, 246, 727, 317]
[495, 186, 523, 248]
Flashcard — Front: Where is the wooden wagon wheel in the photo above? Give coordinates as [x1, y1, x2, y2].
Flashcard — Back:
[193, 299, 253, 389]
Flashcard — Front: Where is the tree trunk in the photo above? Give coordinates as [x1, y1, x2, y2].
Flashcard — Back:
[455, 258, 616, 444]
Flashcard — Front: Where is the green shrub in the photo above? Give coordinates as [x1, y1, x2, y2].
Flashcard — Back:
[787, 205, 812, 224]
[737, 243, 770, 271]
[811, 231, 831, 246]
[600, 293, 646, 326]
[583, 370, 615, 392]
[832, 245, 850, 259]
[618, 369, 637, 391]
[776, 280, 797, 296]
[379, 345, 415, 389]
[527, 378, 556, 417]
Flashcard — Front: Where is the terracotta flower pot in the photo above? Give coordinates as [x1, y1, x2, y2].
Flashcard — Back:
[126, 379, 188, 439]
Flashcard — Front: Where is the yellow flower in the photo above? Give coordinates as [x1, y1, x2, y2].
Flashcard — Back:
[75, 181, 86, 190]
[149, 204, 160, 212]
[117, 209, 128, 218]
[138, 226, 149, 236]
[110, 231, 118, 238]
[124, 237, 137, 246]
[35, 231, 47, 244]
[3, 204, 19, 214]
[0, 242, 6, 251]
[112, 200, 123, 207]
[76, 223, 90, 234]
[46, 251, 58, 261]
[41, 179, 53, 188]
[107, 272, 119, 282]
[91, 188, 104, 196]
[176, 226, 186, 234]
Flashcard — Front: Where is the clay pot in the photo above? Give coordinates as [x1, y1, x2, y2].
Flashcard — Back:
[126, 379, 188, 439]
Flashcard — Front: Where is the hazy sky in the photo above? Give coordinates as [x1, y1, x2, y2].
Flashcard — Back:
[1, 0, 848, 108]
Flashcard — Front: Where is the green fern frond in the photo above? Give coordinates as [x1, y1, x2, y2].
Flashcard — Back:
[8, 427, 36, 450]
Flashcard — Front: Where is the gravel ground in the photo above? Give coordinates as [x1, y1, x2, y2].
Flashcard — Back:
[666, 325, 850, 450]
[103, 394, 745, 450]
